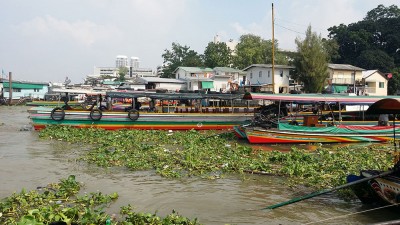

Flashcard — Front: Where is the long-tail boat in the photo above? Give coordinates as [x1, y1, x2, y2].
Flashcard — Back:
[235, 92, 400, 144]
[347, 98, 400, 206]
[28, 90, 254, 130]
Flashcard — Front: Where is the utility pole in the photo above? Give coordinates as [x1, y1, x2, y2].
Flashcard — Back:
[8, 72, 12, 105]
[271, 3, 275, 94]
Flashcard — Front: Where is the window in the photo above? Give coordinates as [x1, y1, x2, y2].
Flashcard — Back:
[13, 88, 21, 92]
[379, 82, 384, 88]
[268, 71, 270, 78]
[280, 70, 283, 77]
[259, 71, 262, 77]
[250, 72, 253, 79]
[34, 88, 40, 92]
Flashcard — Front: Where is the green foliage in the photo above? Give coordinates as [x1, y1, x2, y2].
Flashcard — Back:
[356, 49, 395, 73]
[117, 67, 128, 82]
[293, 26, 329, 93]
[364, 4, 400, 21]
[38, 126, 394, 198]
[0, 175, 199, 224]
[161, 43, 203, 78]
[203, 42, 232, 68]
[388, 68, 400, 95]
[322, 38, 340, 62]
[328, 4, 400, 70]
[233, 34, 287, 69]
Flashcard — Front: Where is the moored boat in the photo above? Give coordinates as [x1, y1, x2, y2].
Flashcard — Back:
[348, 98, 400, 207]
[236, 92, 400, 144]
[28, 90, 254, 131]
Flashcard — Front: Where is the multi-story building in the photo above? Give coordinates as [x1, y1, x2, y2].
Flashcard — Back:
[242, 64, 295, 93]
[130, 57, 140, 69]
[116, 55, 129, 68]
[174, 67, 214, 91]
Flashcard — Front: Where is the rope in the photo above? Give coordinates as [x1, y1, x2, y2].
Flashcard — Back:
[304, 202, 400, 225]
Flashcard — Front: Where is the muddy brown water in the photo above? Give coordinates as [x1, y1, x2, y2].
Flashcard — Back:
[0, 106, 399, 225]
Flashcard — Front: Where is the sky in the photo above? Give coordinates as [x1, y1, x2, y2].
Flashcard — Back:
[0, 0, 398, 84]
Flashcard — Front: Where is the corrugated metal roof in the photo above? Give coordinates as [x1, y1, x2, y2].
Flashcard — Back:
[362, 70, 378, 79]
[328, 63, 364, 71]
[103, 81, 121, 85]
[213, 67, 243, 73]
[143, 77, 185, 83]
[174, 67, 213, 73]
[242, 64, 295, 71]
[3, 82, 47, 89]
[362, 70, 387, 80]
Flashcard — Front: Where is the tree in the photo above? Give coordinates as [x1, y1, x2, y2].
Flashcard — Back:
[161, 43, 203, 78]
[328, 4, 400, 70]
[232, 34, 287, 69]
[203, 42, 232, 68]
[117, 67, 128, 82]
[388, 68, 400, 95]
[322, 38, 340, 62]
[364, 4, 400, 21]
[293, 26, 329, 93]
[356, 49, 395, 73]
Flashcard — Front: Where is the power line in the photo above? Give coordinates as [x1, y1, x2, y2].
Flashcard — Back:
[274, 23, 305, 35]
[275, 17, 327, 33]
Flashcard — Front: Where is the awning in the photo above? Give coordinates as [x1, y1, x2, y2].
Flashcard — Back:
[201, 81, 214, 89]
[333, 85, 348, 93]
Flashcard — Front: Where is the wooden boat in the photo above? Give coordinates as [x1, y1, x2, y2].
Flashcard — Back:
[28, 90, 254, 131]
[234, 92, 400, 144]
[244, 123, 398, 144]
[347, 98, 400, 206]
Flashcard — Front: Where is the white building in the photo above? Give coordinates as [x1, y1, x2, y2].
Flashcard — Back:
[242, 64, 295, 93]
[117, 77, 185, 92]
[362, 70, 388, 96]
[213, 67, 245, 92]
[1, 80, 49, 100]
[116, 55, 129, 68]
[93, 67, 118, 78]
[130, 57, 140, 69]
[174, 67, 214, 91]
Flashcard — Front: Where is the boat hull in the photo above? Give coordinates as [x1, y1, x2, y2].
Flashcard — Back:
[243, 127, 394, 144]
[29, 107, 253, 131]
[347, 170, 400, 205]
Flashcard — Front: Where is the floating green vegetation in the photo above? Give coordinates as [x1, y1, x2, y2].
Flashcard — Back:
[0, 175, 199, 225]
[39, 126, 395, 191]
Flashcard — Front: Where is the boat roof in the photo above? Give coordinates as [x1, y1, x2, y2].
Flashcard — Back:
[51, 88, 106, 95]
[243, 92, 400, 105]
[366, 98, 400, 114]
[106, 91, 244, 100]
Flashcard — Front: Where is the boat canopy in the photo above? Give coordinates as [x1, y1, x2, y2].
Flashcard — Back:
[243, 92, 400, 105]
[366, 98, 400, 115]
[106, 91, 244, 101]
[51, 88, 106, 95]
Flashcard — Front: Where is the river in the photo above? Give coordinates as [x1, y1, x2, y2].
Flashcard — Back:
[0, 106, 398, 225]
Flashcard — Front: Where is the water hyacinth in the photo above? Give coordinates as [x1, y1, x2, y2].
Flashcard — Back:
[38, 126, 395, 191]
[0, 175, 199, 225]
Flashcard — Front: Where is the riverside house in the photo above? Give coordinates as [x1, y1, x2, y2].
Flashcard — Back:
[1, 80, 48, 100]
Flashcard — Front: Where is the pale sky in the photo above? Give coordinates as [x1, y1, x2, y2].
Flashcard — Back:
[0, 0, 398, 84]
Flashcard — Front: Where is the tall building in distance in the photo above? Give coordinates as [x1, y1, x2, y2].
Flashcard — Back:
[116, 55, 128, 68]
[130, 57, 140, 69]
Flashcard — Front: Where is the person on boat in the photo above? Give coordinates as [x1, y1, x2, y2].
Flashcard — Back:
[378, 114, 390, 126]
